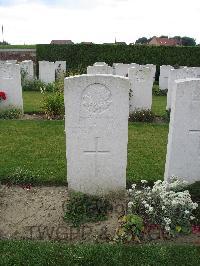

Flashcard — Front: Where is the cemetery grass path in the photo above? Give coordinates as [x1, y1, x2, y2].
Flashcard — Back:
[0, 120, 168, 185]
[22, 91, 167, 117]
[0, 240, 200, 266]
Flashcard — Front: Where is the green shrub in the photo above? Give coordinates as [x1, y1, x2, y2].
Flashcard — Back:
[129, 110, 155, 122]
[186, 181, 200, 225]
[41, 91, 64, 119]
[0, 108, 22, 119]
[22, 79, 55, 92]
[153, 85, 168, 96]
[64, 192, 112, 227]
[114, 214, 144, 243]
[162, 109, 171, 122]
[36, 44, 200, 80]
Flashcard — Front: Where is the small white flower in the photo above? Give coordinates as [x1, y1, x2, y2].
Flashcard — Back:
[144, 203, 150, 208]
[128, 189, 133, 193]
[164, 217, 171, 224]
[165, 225, 171, 232]
[161, 206, 166, 210]
[148, 206, 154, 212]
[192, 203, 198, 210]
[190, 216, 195, 220]
[141, 180, 148, 184]
[185, 210, 190, 215]
[142, 200, 147, 205]
[128, 202, 134, 208]
[131, 184, 137, 189]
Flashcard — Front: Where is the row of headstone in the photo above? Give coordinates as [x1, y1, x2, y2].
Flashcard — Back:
[87, 62, 156, 79]
[64, 72, 200, 196]
[1, 60, 35, 81]
[0, 62, 23, 112]
[39, 61, 66, 83]
[87, 62, 155, 112]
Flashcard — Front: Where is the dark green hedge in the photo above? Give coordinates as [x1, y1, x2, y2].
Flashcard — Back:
[36, 44, 200, 74]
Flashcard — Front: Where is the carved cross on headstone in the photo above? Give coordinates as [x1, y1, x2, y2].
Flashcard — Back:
[84, 137, 110, 177]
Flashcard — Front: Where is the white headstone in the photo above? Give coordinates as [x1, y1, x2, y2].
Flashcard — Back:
[167, 68, 196, 110]
[0, 63, 23, 112]
[64, 74, 130, 195]
[146, 64, 156, 81]
[165, 78, 200, 183]
[114, 63, 133, 77]
[159, 65, 174, 91]
[129, 66, 153, 112]
[55, 61, 66, 79]
[20, 60, 34, 80]
[190, 67, 200, 78]
[6, 60, 17, 64]
[39, 61, 55, 83]
[94, 62, 108, 66]
[87, 65, 113, 74]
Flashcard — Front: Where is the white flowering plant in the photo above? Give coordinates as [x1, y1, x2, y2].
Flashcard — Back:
[127, 176, 198, 236]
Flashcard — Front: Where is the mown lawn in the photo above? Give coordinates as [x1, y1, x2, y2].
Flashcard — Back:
[0, 120, 168, 185]
[22, 91, 167, 117]
[0, 241, 199, 266]
[152, 95, 167, 117]
[23, 91, 44, 113]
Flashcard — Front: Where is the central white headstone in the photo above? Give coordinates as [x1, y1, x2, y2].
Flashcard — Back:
[165, 79, 200, 183]
[64, 74, 130, 195]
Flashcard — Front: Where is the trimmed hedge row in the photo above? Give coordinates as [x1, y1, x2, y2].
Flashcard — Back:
[36, 44, 200, 75]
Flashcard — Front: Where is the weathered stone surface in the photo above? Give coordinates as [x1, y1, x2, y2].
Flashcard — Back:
[159, 65, 174, 91]
[55, 61, 66, 78]
[64, 74, 130, 195]
[39, 61, 55, 83]
[87, 65, 113, 74]
[20, 60, 34, 80]
[94, 62, 108, 66]
[167, 68, 196, 110]
[165, 78, 200, 183]
[114, 63, 138, 77]
[129, 66, 153, 112]
[146, 64, 156, 80]
[0, 63, 23, 111]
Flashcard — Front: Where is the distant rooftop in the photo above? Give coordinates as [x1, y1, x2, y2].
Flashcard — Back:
[51, 40, 74, 45]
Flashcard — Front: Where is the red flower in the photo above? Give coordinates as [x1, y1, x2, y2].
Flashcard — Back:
[0, 91, 6, 101]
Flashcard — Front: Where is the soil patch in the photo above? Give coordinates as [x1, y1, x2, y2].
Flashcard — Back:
[0, 185, 199, 244]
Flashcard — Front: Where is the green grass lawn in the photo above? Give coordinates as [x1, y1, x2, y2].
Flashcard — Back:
[22, 91, 167, 117]
[0, 241, 199, 266]
[152, 95, 167, 117]
[23, 91, 44, 113]
[0, 120, 168, 185]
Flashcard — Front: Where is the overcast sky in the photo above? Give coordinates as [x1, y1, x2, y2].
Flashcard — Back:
[0, 0, 200, 44]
